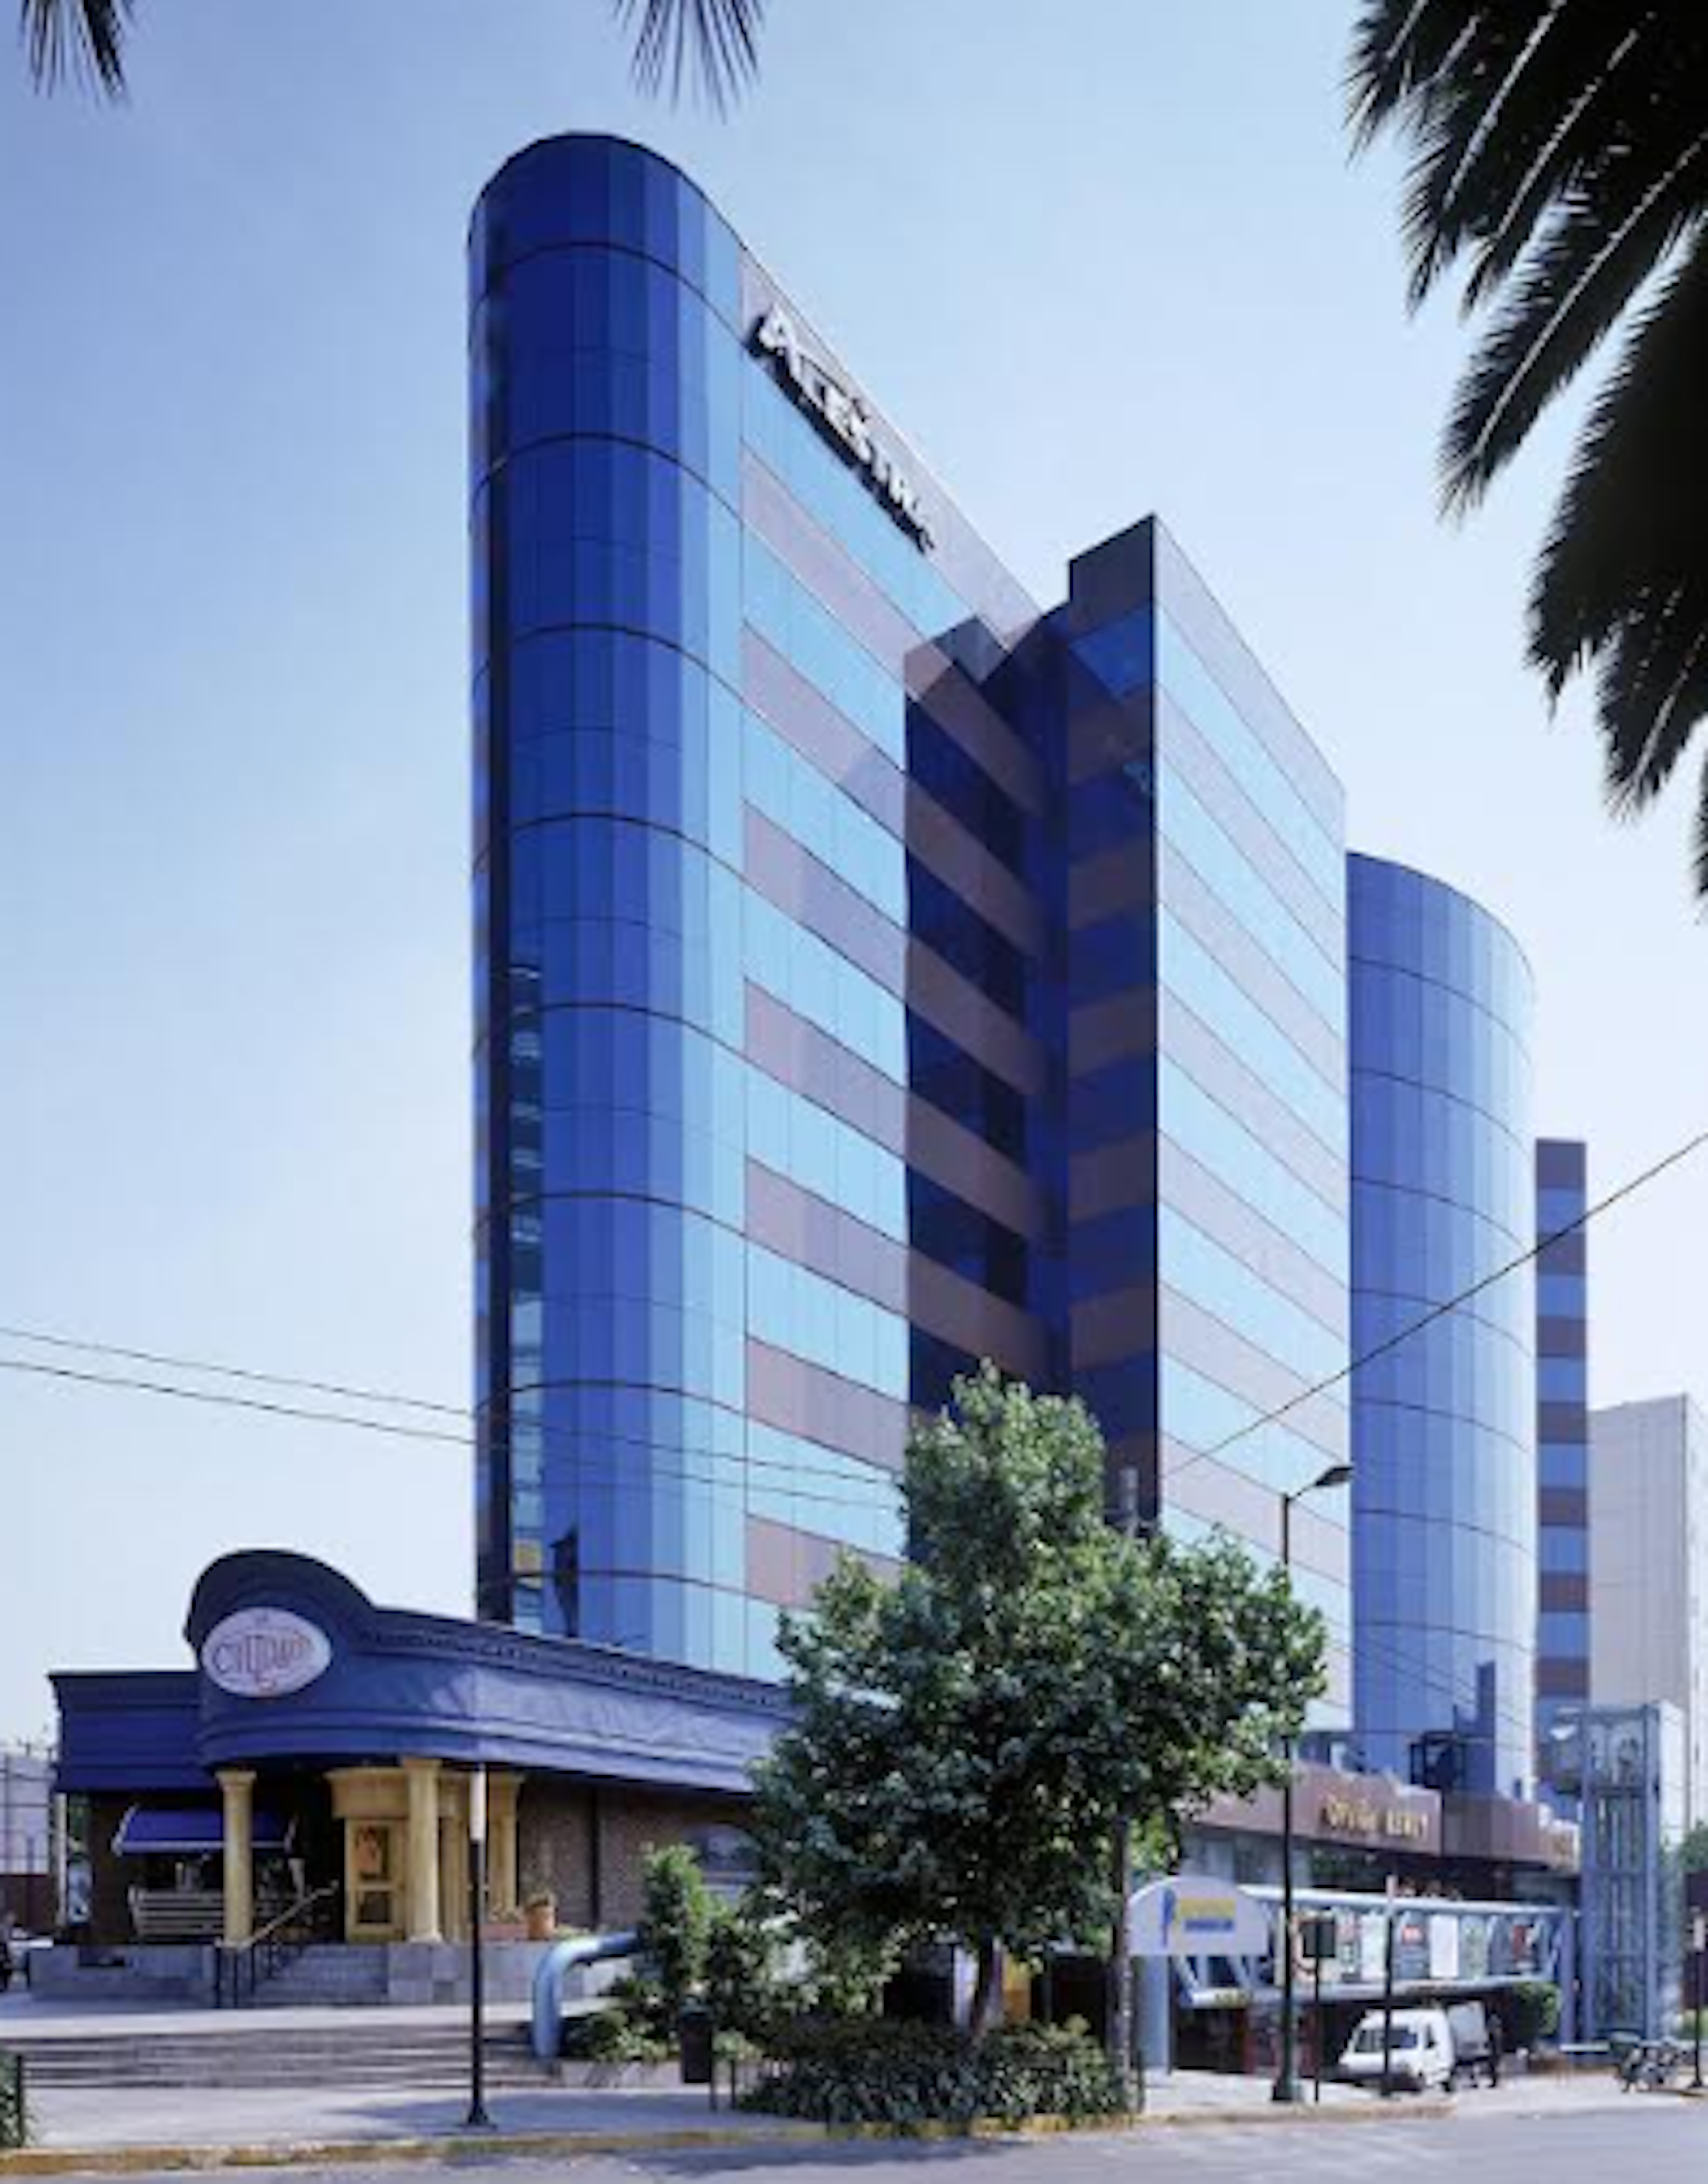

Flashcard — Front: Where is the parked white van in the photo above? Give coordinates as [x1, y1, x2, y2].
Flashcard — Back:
[1339, 2005, 1487, 2092]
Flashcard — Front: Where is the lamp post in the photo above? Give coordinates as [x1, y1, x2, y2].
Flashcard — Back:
[463, 1764, 494, 2132]
[1271, 1460, 1354, 2106]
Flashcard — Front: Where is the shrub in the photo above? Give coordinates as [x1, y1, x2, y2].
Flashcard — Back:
[741, 2018, 1127, 2127]
[0, 2050, 28, 2152]
[1503, 1982, 1561, 2049]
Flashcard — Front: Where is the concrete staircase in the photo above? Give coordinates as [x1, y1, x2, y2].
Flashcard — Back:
[1, 2018, 548, 2090]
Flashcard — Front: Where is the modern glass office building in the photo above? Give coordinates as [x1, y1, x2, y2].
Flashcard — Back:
[1348, 856, 1537, 1796]
[470, 135, 1350, 1679]
[1535, 1138, 1591, 1793]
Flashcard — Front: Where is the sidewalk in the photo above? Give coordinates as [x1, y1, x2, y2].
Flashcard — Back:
[7, 2067, 1677, 2173]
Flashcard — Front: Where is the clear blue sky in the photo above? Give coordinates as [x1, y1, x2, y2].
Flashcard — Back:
[3, 0, 1702, 1738]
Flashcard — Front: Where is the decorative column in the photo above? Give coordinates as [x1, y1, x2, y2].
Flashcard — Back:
[216, 1768, 256, 1946]
[403, 1758, 443, 1943]
[487, 1774, 521, 1916]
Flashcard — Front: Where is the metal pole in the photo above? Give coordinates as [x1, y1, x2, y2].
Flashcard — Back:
[1108, 1819, 1132, 2099]
[1380, 1882, 1398, 2099]
[1693, 1913, 1705, 2093]
[463, 1765, 494, 2132]
[1313, 1944, 1324, 2104]
[1272, 1489, 1300, 2103]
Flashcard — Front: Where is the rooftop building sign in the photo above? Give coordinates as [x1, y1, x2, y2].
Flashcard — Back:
[750, 305, 935, 550]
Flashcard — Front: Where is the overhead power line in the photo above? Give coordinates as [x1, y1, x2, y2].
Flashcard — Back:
[1171, 1123, 1708, 1485]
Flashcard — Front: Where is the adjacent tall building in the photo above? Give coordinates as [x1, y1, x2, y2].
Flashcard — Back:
[1346, 856, 1537, 1797]
[470, 135, 1350, 1682]
[1589, 1396, 1708, 1827]
[1535, 1140, 1592, 1792]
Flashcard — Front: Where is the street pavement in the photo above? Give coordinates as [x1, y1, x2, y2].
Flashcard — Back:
[18, 2097, 1703, 2182]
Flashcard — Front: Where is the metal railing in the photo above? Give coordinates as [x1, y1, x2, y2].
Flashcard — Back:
[214, 1882, 341, 2008]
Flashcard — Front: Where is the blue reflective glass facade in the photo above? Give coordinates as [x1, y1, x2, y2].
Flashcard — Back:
[473, 137, 1347, 1685]
[1349, 856, 1537, 1796]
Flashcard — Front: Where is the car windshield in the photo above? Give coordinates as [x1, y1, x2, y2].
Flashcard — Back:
[1352, 2025, 1419, 2052]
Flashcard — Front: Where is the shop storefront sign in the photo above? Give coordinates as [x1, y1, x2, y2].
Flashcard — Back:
[202, 1607, 333, 1699]
[1319, 1790, 1432, 1845]
[1128, 1875, 1272, 1958]
[751, 305, 935, 549]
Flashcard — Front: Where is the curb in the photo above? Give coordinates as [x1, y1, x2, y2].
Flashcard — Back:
[0, 2099, 1461, 2176]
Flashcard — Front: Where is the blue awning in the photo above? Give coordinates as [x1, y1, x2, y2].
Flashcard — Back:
[114, 1807, 293, 1856]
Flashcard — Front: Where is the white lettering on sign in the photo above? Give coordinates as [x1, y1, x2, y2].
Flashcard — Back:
[202, 1608, 333, 1699]
[751, 307, 935, 550]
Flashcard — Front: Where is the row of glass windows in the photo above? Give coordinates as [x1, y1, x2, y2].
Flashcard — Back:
[743, 363, 971, 642]
[1353, 1176, 1537, 1310]
[1350, 961, 1531, 1123]
[909, 1169, 1030, 1307]
[746, 1059, 907, 1239]
[1350, 1316, 1534, 1442]
[512, 916, 743, 1048]
[475, 138, 742, 323]
[1156, 608, 1345, 913]
[746, 1418, 905, 1558]
[1348, 856, 1534, 1030]
[515, 1465, 745, 1587]
[1161, 1352, 1351, 1499]
[1539, 1440, 1587, 1490]
[507, 1289, 745, 1413]
[1160, 1055, 1346, 1277]
[1160, 1204, 1345, 1380]
[1351, 1078, 1534, 1243]
[908, 700, 1030, 879]
[1157, 756, 1345, 1034]
[747, 1240, 909, 1399]
[489, 436, 742, 688]
[909, 857, 1029, 1019]
[744, 706, 905, 922]
[1351, 1408, 1537, 1534]
[1537, 1354, 1590, 1406]
[475, 247, 743, 505]
[1069, 1202, 1155, 1302]
[512, 1001, 907, 1248]
[1540, 1526, 1589, 1574]
[1072, 910, 1153, 1010]
[908, 1013, 1029, 1163]
[1159, 909, 1347, 1158]
[1538, 1272, 1588, 1319]
[1537, 1183, 1588, 1243]
[1068, 761, 1152, 867]
[1072, 1052, 1157, 1157]
[510, 1561, 786, 1679]
[745, 889, 906, 1082]
[744, 534, 903, 764]
[1539, 1610, 1590, 1657]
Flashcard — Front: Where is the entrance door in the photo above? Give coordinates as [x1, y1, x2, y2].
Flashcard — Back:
[346, 1821, 404, 1940]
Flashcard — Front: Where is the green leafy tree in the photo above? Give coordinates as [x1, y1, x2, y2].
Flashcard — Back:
[1680, 1821, 1708, 1873]
[17, 0, 765, 107]
[752, 1364, 1325, 2035]
[1350, 3, 1708, 894]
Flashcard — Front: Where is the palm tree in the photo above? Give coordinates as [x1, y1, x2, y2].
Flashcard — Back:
[1350, 2, 1708, 895]
[18, 0, 764, 108]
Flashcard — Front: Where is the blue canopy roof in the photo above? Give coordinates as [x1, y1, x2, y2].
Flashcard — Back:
[114, 1807, 292, 1856]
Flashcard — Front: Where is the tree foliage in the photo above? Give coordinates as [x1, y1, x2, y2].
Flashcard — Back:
[751, 1366, 1325, 2029]
[18, 0, 765, 108]
[1350, 1, 1708, 894]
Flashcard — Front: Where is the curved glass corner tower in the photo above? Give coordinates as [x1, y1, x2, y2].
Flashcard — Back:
[470, 137, 753, 1659]
[1349, 854, 1537, 1796]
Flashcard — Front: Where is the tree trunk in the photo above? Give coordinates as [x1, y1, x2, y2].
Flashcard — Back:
[969, 1934, 1005, 2037]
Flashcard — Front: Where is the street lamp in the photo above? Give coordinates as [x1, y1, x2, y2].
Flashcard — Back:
[463, 1764, 494, 2132]
[1272, 1459, 1354, 2107]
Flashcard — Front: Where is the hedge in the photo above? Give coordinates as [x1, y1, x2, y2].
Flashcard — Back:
[740, 2018, 1128, 2127]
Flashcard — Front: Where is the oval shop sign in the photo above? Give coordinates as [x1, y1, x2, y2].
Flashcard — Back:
[202, 1608, 333, 1699]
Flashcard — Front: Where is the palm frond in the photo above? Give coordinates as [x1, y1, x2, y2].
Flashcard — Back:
[1693, 762, 1708, 905]
[1440, 163, 1707, 510]
[1527, 242, 1708, 824]
[1347, 0, 1482, 151]
[18, 0, 129, 93]
[615, 0, 764, 113]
